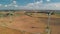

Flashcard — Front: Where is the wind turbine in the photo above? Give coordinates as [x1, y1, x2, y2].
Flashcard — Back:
[45, 0, 52, 34]
[33, 0, 52, 34]
[4, 0, 18, 24]
[9, 0, 18, 21]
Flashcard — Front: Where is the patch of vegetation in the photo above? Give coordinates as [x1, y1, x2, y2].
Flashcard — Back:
[0, 13, 4, 17]
[0, 22, 7, 27]
[15, 13, 24, 16]
[5, 13, 13, 16]
[25, 13, 32, 17]
[0, 12, 14, 17]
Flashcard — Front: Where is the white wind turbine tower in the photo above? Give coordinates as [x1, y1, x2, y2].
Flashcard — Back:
[9, 0, 18, 23]
[45, 0, 52, 34]
[4, 0, 18, 24]
[34, 0, 52, 34]
[3, 0, 12, 25]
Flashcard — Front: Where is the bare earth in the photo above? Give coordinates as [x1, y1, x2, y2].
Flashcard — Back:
[0, 12, 60, 34]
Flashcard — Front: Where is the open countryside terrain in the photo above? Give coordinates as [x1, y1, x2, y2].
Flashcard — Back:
[0, 11, 60, 34]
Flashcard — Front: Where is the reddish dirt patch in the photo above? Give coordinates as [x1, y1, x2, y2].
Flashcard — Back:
[5, 15, 46, 33]
[0, 12, 60, 34]
[0, 26, 22, 34]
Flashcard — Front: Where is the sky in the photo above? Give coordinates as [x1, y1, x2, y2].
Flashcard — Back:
[0, 0, 60, 10]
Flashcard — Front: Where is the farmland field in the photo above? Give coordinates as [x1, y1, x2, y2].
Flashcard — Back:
[0, 11, 60, 34]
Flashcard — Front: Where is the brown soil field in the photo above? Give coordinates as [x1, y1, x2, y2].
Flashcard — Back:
[0, 11, 60, 34]
[0, 26, 22, 34]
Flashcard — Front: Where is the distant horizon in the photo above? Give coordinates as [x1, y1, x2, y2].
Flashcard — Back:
[0, 0, 60, 10]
